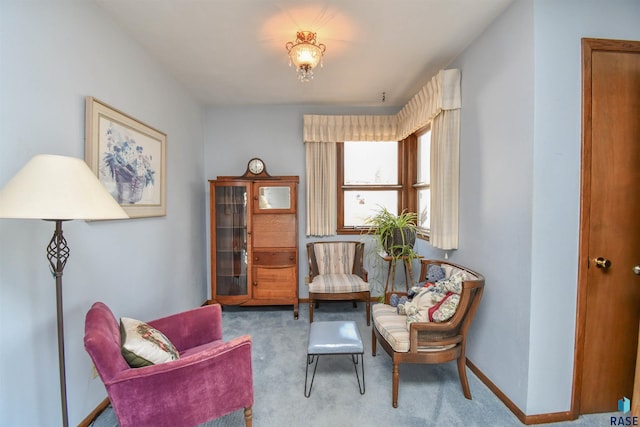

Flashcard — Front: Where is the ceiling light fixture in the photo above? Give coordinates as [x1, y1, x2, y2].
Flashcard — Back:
[285, 31, 326, 82]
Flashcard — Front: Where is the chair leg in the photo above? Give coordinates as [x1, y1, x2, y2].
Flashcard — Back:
[392, 362, 399, 408]
[309, 299, 314, 323]
[366, 300, 371, 326]
[457, 356, 472, 399]
[371, 328, 377, 356]
[244, 407, 252, 427]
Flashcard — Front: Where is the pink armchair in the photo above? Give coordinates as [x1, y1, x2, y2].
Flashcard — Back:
[84, 302, 253, 427]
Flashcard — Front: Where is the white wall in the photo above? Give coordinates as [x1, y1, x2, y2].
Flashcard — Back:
[0, 2, 206, 425]
[528, 0, 640, 415]
[448, 0, 640, 416]
[449, 0, 535, 411]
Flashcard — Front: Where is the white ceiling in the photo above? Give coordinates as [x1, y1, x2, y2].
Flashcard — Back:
[94, 0, 513, 108]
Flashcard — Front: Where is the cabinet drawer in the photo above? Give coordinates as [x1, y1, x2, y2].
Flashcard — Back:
[253, 251, 296, 266]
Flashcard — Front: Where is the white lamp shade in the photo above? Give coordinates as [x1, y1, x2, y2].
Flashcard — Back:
[0, 154, 129, 220]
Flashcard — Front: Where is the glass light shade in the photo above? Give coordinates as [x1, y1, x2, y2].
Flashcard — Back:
[0, 154, 129, 220]
[286, 31, 326, 82]
[289, 43, 322, 69]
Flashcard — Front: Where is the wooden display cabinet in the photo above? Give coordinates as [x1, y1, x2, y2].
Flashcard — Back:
[209, 175, 299, 318]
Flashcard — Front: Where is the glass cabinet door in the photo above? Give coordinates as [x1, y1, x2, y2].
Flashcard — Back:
[214, 184, 248, 297]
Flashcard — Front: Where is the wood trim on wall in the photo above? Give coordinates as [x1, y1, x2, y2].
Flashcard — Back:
[467, 360, 576, 425]
[78, 397, 110, 427]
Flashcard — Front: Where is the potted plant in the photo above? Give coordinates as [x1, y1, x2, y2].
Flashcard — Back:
[365, 206, 418, 260]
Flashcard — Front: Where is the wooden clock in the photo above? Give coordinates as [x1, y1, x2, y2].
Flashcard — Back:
[240, 157, 273, 178]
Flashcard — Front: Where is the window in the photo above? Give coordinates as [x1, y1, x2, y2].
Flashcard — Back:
[336, 126, 431, 237]
[415, 128, 431, 234]
[337, 141, 402, 232]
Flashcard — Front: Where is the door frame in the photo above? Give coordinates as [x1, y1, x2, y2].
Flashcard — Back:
[572, 37, 640, 417]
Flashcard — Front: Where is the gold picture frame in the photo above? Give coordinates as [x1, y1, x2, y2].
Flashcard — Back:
[85, 97, 166, 218]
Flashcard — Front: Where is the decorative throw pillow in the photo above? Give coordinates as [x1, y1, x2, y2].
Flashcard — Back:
[120, 317, 180, 368]
[437, 270, 466, 294]
[402, 272, 466, 326]
[426, 264, 446, 282]
[429, 292, 461, 322]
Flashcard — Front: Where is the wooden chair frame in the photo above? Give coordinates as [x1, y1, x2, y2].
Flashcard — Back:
[372, 259, 485, 407]
[307, 241, 371, 325]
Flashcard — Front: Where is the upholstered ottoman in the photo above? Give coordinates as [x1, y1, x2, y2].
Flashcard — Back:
[304, 320, 365, 397]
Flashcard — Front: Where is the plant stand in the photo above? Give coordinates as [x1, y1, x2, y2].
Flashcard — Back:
[379, 252, 423, 294]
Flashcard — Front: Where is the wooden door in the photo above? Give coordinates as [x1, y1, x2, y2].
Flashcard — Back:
[575, 38, 640, 414]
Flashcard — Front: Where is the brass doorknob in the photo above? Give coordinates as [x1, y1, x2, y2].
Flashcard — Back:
[594, 257, 611, 269]
[633, 265, 640, 275]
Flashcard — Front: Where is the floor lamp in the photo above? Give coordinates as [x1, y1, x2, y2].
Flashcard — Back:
[0, 154, 128, 427]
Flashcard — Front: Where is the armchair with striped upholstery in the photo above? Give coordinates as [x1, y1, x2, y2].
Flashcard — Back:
[306, 241, 370, 325]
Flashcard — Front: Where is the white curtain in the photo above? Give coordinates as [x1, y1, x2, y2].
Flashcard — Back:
[305, 141, 337, 236]
[430, 109, 460, 249]
[304, 69, 461, 244]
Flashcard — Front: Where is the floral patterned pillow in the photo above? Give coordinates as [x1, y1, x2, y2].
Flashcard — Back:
[429, 292, 461, 322]
[437, 270, 466, 294]
[120, 317, 180, 368]
[402, 270, 466, 325]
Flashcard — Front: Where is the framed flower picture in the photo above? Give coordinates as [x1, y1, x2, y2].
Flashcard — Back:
[85, 97, 166, 218]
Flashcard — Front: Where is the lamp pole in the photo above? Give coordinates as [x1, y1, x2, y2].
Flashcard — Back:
[47, 219, 70, 427]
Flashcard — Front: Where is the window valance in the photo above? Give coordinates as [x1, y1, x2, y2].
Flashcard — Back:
[303, 69, 460, 143]
[303, 115, 397, 142]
